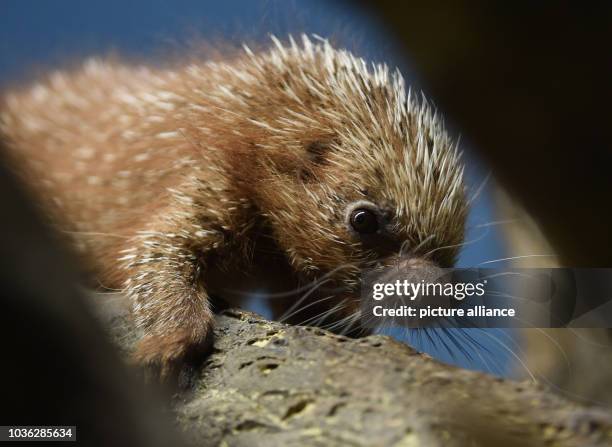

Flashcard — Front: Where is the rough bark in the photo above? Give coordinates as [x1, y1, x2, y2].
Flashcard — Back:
[94, 293, 612, 447]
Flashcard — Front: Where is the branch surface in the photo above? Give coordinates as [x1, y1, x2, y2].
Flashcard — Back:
[96, 294, 612, 447]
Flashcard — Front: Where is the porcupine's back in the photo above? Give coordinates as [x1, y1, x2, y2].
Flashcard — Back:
[0, 60, 218, 267]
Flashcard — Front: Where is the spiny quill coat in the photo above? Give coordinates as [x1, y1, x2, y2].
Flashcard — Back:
[0, 35, 467, 376]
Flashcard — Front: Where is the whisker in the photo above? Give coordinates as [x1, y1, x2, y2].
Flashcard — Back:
[278, 294, 336, 323]
[276, 278, 332, 322]
[311, 301, 348, 328]
[220, 263, 354, 300]
[477, 254, 556, 266]
[565, 328, 612, 349]
[401, 234, 435, 258]
[476, 329, 537, 382]
[528, 375, 611, 407]
[338, 310, 367, 336]
[424, 225, 491, 258]
[467, 333, 503, 375]
[467, 171, 491, 205]
[468, 218, 519, 229]
[522, 328, 572, 375]
[398, 238, 412, 258]
[323, 308, 358, 332]
[293, 298, 344, 327]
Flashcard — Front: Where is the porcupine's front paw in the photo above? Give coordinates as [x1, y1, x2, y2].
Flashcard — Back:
[133, 326, 213, 384]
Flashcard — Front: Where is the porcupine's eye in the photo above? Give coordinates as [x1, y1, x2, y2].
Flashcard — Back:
[350, 208, 379, 234]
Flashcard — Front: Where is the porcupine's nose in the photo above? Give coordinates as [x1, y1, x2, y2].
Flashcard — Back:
[371, 256, 456, 328]
[377, 257, 448, 285]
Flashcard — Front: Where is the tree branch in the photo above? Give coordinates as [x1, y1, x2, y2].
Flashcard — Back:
[95, 294, 612, 447]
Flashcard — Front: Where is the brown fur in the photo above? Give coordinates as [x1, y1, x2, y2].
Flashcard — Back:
[0, 36, 467, 374]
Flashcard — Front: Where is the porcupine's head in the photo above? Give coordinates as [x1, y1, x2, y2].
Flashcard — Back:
[209, 36, 467, 327]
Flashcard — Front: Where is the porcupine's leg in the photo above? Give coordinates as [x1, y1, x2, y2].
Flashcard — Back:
[118, 181, 229, 378]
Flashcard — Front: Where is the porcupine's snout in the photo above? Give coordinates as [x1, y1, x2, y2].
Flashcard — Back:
[368, 256, 456, 328]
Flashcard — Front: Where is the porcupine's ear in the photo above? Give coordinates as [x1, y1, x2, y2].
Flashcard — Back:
[297, 140, 332, 182]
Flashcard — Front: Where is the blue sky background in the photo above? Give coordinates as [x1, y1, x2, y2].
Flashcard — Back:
[0, 0, 519, 376]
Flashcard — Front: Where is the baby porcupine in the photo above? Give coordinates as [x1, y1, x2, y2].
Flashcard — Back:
[0, 35, 467, 374]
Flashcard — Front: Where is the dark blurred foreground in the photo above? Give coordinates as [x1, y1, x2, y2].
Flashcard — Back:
[0, 144, 184, 445]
